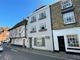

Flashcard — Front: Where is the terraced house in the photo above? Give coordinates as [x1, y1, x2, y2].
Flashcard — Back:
[27, 5, 53, 51]
[51, 0, 80, 53]
[9, 19, 28, 48]
[9, 0, 80, 53]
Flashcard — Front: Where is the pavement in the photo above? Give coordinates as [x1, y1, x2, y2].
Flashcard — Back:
[0, 43, 75, 60]
[10, 46, 80, 60]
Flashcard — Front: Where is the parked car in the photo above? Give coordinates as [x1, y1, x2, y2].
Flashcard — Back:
[0, 42, 3, 51]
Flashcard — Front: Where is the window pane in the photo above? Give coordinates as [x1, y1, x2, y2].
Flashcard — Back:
[61, 0, 72, 9]
[67, 35, 79, 47]
[63, 12, 76, 24]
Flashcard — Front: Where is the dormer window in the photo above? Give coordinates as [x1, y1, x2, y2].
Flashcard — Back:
[30, 16, 36, 23]
[61, 0, 73, 9]
[39, 12, 46, 20]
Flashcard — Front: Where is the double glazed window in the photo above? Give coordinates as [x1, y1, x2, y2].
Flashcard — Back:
[63, 11, 76, 24]
[61, 0, 72, 9]
[39, 12, 46, 20]
[67, 35, 79, 47]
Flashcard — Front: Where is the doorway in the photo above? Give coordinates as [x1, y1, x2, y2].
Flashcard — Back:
[58, 36, 65, 51]
[23, 39, 26, 48]
[29, 37, 32, 48]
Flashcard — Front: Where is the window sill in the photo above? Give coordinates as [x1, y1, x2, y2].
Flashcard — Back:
[67, 47, 80, 50]
[30, 31, 36, 33]
[34, 45, 45, 47]
[61, 6, 74, 14]
[38, 17, 46, 20]
[30, 20, 36, 23]
[64, 22, 76, 25]
[39, 29, 47, 32]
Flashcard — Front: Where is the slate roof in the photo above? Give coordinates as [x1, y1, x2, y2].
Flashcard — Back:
[9, 19, 28, 31]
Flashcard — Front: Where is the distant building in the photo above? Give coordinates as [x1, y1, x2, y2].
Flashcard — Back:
[51, 0, 80, 53]
[9, 19, 28, 47]
[0, 27, 9, 42]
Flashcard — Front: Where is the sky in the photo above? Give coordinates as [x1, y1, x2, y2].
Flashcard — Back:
[0, 0, 59, 28]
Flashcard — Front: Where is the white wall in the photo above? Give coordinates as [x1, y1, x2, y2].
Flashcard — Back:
[11, 38, 29, 47]
[9, 25, 29, 47]
[27, 6, 53, 51]
[53, 27, 80, 53]
[9, 25, 25, 38]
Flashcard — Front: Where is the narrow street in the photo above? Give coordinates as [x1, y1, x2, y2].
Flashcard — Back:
[0, 44, 74, 60]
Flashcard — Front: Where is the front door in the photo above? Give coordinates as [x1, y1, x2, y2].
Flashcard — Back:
[58, 36, 65, 51]
[29, 37, 32, 48]
[23, 39, 25, 48]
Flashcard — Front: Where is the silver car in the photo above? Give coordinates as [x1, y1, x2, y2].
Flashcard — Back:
[0, 42, 3, 51]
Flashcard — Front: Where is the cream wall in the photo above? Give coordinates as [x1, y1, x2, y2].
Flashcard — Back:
[53, 27, 80, 53]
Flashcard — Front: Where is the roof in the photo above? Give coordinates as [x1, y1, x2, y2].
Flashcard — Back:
[9, 19, 28, 31]
[33, 5, 46, 12]
[0, 27, 9, 33]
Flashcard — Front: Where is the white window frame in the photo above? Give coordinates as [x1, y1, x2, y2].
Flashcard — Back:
[67, 34, 79, 47]
[61, 0, 73, 9]
[39, 11, 46, 20]
[63, 11, 76, 24]
[34, 37, 45, 46]
[40, 23, 46, 30]
[31, 26, 36, 32]
[30, 16, 36, 23]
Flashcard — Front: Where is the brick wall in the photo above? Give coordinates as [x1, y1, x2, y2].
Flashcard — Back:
[51, 0, 80, 30]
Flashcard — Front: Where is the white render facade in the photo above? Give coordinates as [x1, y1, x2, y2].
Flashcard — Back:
[9, 20, 28, 47]
[53, 27, 80, 53]
[27, 6, 53, 51]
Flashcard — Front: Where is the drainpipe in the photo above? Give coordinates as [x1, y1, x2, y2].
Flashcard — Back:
[49, 5, 55, 52]
[25, 24, 27, 38]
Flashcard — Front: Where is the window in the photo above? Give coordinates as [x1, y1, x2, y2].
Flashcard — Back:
[30, 16, 36, 23]
[15, 29, 18, 36]
[40, 24, 46, 30]
[39, 23, 47, 32]
[67, 35, 79, 47]
[19, 27, 21, 33]
[39, 12, 46, 20]
[34, 37, 45, 46]
[19, 33, 21, 37]
[63, 11, 76, 24]
[61, 0, 72, 9]
[30, 26, 36, 33]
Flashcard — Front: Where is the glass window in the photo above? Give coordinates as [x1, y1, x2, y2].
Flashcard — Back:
[30, 26, 36, 33]
[40, 23, 46, 30]
[67, 35, 79, 47]
[63, 11, 76, 24]
[34, 37, 45, 46]
[61, 0, 72, 9]
[30, 16, 36, 23]
[32, 27, 36, 31]
[39, 12, 46, 20]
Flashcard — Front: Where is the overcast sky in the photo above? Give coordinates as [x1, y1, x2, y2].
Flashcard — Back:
[0, 0, 60, 27]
